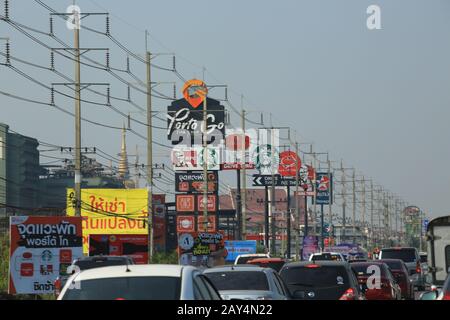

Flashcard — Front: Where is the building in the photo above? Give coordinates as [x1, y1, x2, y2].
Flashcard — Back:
[0, 123, 43, 216]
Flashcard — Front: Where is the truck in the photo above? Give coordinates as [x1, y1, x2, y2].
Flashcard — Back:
[425, 215, 450, 286]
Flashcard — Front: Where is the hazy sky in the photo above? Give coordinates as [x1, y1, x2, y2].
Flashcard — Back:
[1, 0, 450, 218]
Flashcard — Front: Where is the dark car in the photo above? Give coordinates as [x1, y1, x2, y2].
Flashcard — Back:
[279, 261, 365, 300]
[54, 255, 135, 296]
[378, 247, 425, 290]
[379, 259, 414, 300]
[351, 261, 402, 300]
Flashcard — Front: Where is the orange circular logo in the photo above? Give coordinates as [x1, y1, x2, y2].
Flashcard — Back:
[182, 79, 208, 108]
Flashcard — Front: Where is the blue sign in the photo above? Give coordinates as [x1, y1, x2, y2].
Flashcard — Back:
[302, 236, 320, 260]
[313, 173, 333, 205]
[225, 240, 257, 262]
[422, 219, 429, 233]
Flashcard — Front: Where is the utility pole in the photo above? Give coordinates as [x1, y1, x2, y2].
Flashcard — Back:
[241, 107, 247, 240]
[74, 8, 82, 217]
[341, 161, 346, 243]
[352, 169, 356, 243]
[361, 176, 366, 244]
[202, 87, 208, 233]
[51, 8, 108, 216]
[146, 51, 154, 262]
[370, 181, 374, 250]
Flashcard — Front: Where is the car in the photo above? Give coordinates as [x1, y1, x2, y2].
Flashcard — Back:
[54, 255, 135, 296]
[233, 253, 270, 265]
[203, 265, 290, 300]
[309, 252, 346, 262]
[246, 258, 286, 272]
[350, 261, 402, 300]
[279, 261, 365, 300]
[420, 272, 450, 300]
[378, 247, 426, 290]
[57, 264, 221, 300]
[379, 259, 414, 300]
[425, 216, 450, 286]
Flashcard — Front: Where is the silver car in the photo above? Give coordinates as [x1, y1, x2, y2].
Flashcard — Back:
[203, 265, 290, 300]
[58, 264, 221, 300]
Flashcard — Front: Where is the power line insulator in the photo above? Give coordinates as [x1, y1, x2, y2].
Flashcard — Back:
[5, 41, 10, 65]
[106, 50, 110, 70]
[172, 55, 176, 71]
[50, 51, 55, 70]
[49, 17, 54, 36]
[105, 16, 110, 36]
[126, 56, 130, 73]
[50, 87, 55, 105]
[106, 87, 111, 105]
[127, 85, 131, 101]
[173, 83, 176, 99]
[4, 0, 9, 20]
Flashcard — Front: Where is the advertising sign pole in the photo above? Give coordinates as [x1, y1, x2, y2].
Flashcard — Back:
[287, 185, 291, 258]
[202, 88, 208, 230]
[327, 157, 332, 249]
[320, 204, 324, 249]
[236, 168, 242, 240]
[295, 142, 300, 259]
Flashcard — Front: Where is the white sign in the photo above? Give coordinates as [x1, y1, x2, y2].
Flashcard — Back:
[172, 146, 220, 171]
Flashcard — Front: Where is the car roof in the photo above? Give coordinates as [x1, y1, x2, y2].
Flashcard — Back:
[69, 264, 194, 281]
[75, 255, 132, 261]
[236, 254, 269, 258]
[381, 247, 417, 251]
[283, 261, 350, 268]
[311, 252, 343, 255]
[204, 265, 269, 273]
[248, 258, 285, 263]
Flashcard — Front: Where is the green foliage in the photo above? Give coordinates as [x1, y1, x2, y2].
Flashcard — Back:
[0, 232, 9, 295]
[256, 243, 267, 254]
[151, 250, 179, 265]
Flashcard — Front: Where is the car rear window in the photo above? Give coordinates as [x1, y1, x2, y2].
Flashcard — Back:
[312, 254, 343, 261]
[351, 263, 386, 277]
[380, 260, 402, 270]
[75, 258, 130, 271]
[204, 271, 269, 291]
[380, 249, 417, 263]
[62, 276, 180, 300]
[281, 266, 350, 288]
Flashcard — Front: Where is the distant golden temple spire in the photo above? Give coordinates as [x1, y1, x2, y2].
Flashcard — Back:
[118, 125, 129, 180]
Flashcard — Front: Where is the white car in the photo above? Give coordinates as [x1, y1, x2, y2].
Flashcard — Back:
[233, 253, 270, 265]
[57, 264, 221, 300]
[309, 252, 346, 262]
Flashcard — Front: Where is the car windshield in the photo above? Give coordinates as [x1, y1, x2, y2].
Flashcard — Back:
[420, 255, 427, 263]
[312, 254, 342, 261]
[381, 249, 416, 263]
[75, 258, 130, 271]
[62, 276, 180, 300]
[281, 266, 350, 288]
[205, 271, 269, 291]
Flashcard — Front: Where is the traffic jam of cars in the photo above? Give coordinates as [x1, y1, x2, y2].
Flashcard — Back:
[55, 244, 449, 301]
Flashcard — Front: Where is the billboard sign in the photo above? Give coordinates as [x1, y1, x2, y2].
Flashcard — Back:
[175, 171, 218, 193]
[177, 216, 196, 233]
[171, 146, 221, 171]
[66, 188, 148, 253]
[224, 240, 257, 262]
[252, 144, 280, 175]
[302, 235, 320, 261]
[176, 194, 196, 212]
[178, 232, 225, 267]
[253, 174, 298, 187]
[278, 151, 301, 177]
[88, 234, 148, 264]
[9, 216, 83, 294]
[313, 173, 333, 205]
[197, 195, 217, 212]
[221, 132, 256, 170]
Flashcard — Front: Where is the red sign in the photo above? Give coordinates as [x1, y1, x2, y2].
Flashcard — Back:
[225, 134, 251, 151]
[177, 216, 196, 233]
[182, 79, 208, 108]
[176, 195, 195, 212]
[89, 234, 149, 264]
[279, 151, 301, 177]
[198, 216, 217, 232]
[198, 195, 217, 212]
